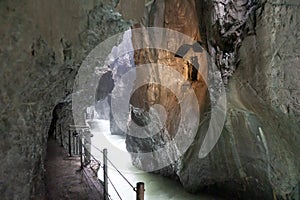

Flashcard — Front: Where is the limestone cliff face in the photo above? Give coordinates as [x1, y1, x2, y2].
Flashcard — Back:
[126, 0, 299, 199]
[0, 0, 129, 199]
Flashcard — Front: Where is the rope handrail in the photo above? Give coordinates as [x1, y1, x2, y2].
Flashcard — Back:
[78, 135, 128, 199]
[107, 176, 123, 200]
[69, 130, 139, 199]
[82, 144, 102, 167]
[80, 136, 104, 154]
[88, 141, 104, 154]
[81, 136, 136, 191]
[105, 155, 136, 191]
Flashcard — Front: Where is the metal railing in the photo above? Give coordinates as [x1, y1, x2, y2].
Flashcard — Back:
[67, 125, 145, 200]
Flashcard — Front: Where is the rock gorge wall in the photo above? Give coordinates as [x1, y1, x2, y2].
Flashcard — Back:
[126, 0, 299, 199]
[0, 0, 130, 199]
[127, 0, 210, 176]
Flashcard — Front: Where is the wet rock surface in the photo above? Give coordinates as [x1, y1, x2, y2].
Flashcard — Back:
[125, 0, 300, 199]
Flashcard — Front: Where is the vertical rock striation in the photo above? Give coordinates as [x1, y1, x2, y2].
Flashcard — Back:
[126, 0, 210, 177]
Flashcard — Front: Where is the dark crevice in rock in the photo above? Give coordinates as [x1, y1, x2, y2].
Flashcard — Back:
[196, 0, 266, 84]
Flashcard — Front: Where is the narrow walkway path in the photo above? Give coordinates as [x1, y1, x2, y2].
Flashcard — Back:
[45, 138, 103, 200]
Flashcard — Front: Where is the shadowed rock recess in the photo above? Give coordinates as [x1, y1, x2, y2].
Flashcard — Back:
[0, 0, 299, 200]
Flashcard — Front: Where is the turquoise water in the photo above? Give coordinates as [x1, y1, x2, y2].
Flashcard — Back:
[89, 119, 221, 200]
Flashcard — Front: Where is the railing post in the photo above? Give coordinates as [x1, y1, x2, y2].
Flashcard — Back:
[79, 135, 83, 169]
[103, 148, 108, 200]
[60, 124, 63, 147]
[136, 182, 145, 200]
[68, 129, 72, 157]
[73, 132, 76, 154]
[84, 130, 91, 165]
[75, 133, 78, 155]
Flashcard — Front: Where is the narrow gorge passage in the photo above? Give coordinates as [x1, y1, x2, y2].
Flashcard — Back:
[0, 0, 299, 200]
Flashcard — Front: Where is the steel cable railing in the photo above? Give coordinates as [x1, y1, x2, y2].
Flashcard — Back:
[83, 138, 136, 191]
[67, 127, 144, 200]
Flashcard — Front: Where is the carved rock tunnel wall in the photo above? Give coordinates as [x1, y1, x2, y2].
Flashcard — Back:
[0, 0, 130, 199]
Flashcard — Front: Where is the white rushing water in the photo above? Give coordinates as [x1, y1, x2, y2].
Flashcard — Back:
[89, 119, 221, 200]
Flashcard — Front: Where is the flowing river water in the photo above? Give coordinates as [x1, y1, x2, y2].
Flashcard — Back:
[88, 119, 222, 200]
